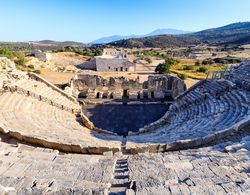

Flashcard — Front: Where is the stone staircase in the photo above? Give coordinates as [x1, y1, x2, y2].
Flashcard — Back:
[109, 157, 129, 195]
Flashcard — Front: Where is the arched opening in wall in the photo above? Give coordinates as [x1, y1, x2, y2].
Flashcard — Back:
[137, 92, 141, 99]
[78, 92, 87, 99]
[125, 68, 128, 72]
[151, 91, 155, 98]
[143, 92, 148, 99]
[102, 93, 108, 99]
[120, 67, 123, 71]
[110, 93, 114, 99]
[122, 89, 129, 99]
[96, 92, 100, 98]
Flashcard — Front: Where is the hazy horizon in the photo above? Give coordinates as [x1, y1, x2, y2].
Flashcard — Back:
[0, 0, 249, 43]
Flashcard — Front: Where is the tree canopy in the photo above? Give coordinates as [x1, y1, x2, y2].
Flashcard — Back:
[155, 58, 179, 74]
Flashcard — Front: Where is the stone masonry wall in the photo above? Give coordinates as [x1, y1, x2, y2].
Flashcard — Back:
[71, 74, 186, 99]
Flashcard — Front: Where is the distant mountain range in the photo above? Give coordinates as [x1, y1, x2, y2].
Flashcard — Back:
[90, 29, 192, 44]
[1, 22, 250, 51]
[108, 22, 250, 48]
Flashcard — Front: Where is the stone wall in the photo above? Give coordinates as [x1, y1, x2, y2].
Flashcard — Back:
[71, 74, 186, 100]
[147, 75, 187, 98]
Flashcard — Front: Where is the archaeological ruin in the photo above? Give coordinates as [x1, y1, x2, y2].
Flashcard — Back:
[71, 74, 185, 100]
[0, 59, 250, 194]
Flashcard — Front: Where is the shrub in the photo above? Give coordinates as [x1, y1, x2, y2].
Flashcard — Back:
[33, 69, 41, 74]
[178, 73, 187, 80]
[195, 60, 201, 66]
[183, 65, 194, 70]
[202, 59, 214, 65]
[197, 66, 208, 73]
[16, 65, 26, 71]
[145, 58, 152, 63]
[213, 57, 242, 64]
[14, 51, 26, 66]
[28, 64, 34, 69]
[155, 57, 179, 74]
[0, 48, 14, 59]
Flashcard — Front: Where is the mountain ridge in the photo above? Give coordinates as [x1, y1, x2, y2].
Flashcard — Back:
[90, 29, 191, 44]
[108, 22, 250, 48]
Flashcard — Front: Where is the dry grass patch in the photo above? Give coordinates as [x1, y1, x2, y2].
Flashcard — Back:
[171, 59, 227, 80]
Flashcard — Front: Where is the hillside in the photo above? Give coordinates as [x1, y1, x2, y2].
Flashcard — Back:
[193, 22, 250, 44]
[108, 22, 250, 48]
[30, 40, 87, 47]
[0, 40, 88, 51]
[110, 35, 199, 48]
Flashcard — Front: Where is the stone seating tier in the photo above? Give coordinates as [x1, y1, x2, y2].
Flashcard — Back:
[12, 78, 79, 110]
[1, 135, 249, 194]
[0, 138, 115, 194]
[0, 92, 121, 154]
[127, 86, 250, 153]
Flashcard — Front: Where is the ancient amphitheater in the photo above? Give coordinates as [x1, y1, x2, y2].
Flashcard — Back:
[0, 61, 250, 194]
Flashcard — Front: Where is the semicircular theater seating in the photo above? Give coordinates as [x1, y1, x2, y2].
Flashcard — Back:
[0, 92, 121, 154]
[1, 62, 250, 155]
[126, 77, 250, 153]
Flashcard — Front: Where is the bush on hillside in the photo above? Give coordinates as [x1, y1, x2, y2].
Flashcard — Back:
[195, 60, 201, 66]
[0, 48, 14, 59]
[183, 65, 194, 70]
[14, 51, 26, 66]
[197, 66, 208, 73]
[33, 69, 41, 74]
[202, 59, 214, 65]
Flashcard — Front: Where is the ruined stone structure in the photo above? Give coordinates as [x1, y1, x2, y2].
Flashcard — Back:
[0, 61, 250, 194]
[71, 74, 186, 100]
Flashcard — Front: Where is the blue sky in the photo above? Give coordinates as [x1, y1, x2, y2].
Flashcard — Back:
[0, 0, 249, 43]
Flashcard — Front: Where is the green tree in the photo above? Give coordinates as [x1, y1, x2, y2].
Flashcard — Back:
[155, 57, 179, 74]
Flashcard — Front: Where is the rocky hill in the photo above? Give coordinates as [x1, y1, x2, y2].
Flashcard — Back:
[0, 57, 16, 71]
